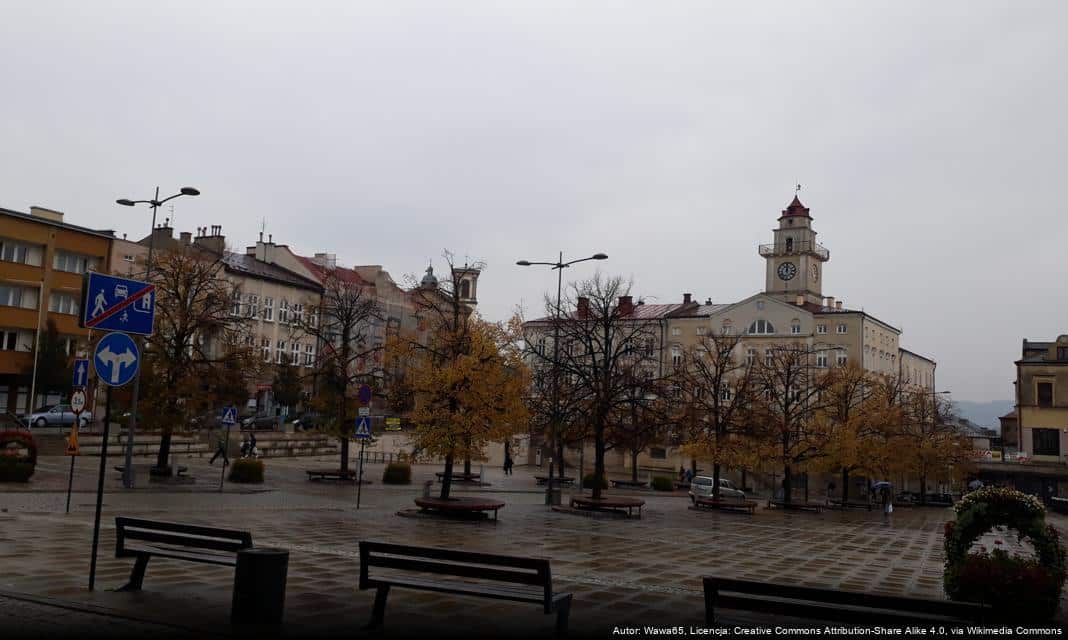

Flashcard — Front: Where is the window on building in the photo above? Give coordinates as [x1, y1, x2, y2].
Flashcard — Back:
[748, 319, 775, 335]
[291, 342, 300, 365]
[0, 238, 41, 265]
[278, 300, 289, 324]
[1038, 382, 1054, 407]
[536, 337, 547, 356]
[816, 351, 828, 368]
[1058, 347, 1068, 361]
[836, 350, 848, 366]
[785, 237, 794, 253]
[276, 340, 287, 364]
[671, 327, 681, 337]
[48, 292, 79, 315]
[746, 348, 757, 365]
[756, 301, 765, 310]
[263, 297, 274, 321]
[0, 285, 27, 308]
[0, 329, 25, 351]
[122, 254, 135, 263]
[816, 323, 827, 334]
[459, 280, 471, 299]
[246, 294, 258, 318]
[722, 323, 733, 336]
[697, 326, 706, 336]
[836, 323, 848, 334]
[1034, 428, 1060, 456]
[721, 388, 732, 401]
[671, 346, 682, 367]
[649, 447, 667, 460]
[52, 250, 98, 274]
[308, 308, 318, 328]
[765, 350, 774, 366]
[293, 303, 304, 326]
[231, 289, 242, 316]
[791, 320, 801, 335]
[304, 343, 315, 366]
[261, 337, 271, 362]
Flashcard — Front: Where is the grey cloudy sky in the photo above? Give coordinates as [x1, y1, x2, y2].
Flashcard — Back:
[2, 1, 1065, 402]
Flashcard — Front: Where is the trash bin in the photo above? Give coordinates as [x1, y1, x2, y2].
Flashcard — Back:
[231, 547, 289, 624]
[546, 487, 562, 506]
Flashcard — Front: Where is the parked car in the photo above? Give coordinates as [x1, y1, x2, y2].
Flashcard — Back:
[241, 414, 279, 430]
[689, 476, 746, 503]
[28, 404, 93, 429]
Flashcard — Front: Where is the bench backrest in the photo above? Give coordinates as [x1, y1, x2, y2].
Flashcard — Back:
[704, 577, 987, 620]
[360, 541, 553, 605]
[116, 517, 253, 556]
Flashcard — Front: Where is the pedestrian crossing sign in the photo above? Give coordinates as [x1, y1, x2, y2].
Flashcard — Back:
[66, 426, 80, 456]
[221, 406, 238, 426]
[354, 416, 372, 440]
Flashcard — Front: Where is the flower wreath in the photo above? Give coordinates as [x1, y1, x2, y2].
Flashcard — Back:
[0, 429, 37, 465]
[944, 486, 1066, 618]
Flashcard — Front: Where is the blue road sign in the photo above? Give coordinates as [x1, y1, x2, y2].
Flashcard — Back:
[221, 406, 238, 426]
[354, 416, 372, 440]
[93, 332, 139, 387]
[81, 271, 156, 336]
[72, 358, 89, 388]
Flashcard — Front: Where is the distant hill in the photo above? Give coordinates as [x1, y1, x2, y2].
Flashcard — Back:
[954, 400, 1013, 429]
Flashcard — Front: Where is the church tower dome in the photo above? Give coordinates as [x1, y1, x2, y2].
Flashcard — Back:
[759, 193, 829, 305]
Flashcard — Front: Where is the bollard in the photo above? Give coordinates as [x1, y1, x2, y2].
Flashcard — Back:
[232, 547, 289, 625]
[423, 480, 433, 498]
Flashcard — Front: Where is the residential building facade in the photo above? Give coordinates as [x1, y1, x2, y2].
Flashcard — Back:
[0, 205, 115, 415]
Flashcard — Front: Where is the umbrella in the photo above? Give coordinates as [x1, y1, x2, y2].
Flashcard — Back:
[871, 481, 893, 491]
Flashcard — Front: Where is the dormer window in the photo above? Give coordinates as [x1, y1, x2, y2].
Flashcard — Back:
[748, 319, 775, 335]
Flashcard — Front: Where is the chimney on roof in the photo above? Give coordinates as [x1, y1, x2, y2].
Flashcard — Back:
[795, 295, 804, 306]
[313, 252, 337, 269]
[826, 296, 835, 309]
[180, 231, 192, 245]
[193, 225, 225, 254]
[835, 300, 843, 310]
[29, 206, 64, 223]
[577, 296, 590, 319]
[706, 298, 712, 305]
[618, 295, 634, 316]
[683, 293, 692, 304]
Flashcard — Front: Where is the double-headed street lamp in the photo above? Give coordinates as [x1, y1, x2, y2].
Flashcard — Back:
[114, 186, 200, 488]
[517, 251, 607, 505]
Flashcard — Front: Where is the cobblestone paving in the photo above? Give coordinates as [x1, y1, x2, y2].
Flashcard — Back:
[2, 455, 1066, 638]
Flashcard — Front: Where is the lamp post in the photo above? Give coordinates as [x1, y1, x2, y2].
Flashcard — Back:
[115, 186, 200, 487]
[517, 251, 607, 506]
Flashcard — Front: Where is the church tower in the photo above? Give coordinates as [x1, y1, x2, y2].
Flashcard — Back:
[760, 195, 829, 305]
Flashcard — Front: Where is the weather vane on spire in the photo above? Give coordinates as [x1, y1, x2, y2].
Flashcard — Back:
[796, 182, 802, 194]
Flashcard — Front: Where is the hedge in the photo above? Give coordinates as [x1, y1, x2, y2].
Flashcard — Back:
[582, 473, 608, 490]
[382, 463, 412, 484]
[650, 476, 674, 491]
[228, 458, 265, 483]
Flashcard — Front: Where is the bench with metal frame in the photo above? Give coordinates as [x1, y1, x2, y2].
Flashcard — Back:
[609, 479, 648, 489]
[114, 517, 253, 591]
[359, 541, 572, 635]
[692, 496, 757, 514]
[703, 576, 988, 625]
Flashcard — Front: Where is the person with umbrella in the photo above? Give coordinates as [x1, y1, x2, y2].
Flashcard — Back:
[872, 481, 893, 517]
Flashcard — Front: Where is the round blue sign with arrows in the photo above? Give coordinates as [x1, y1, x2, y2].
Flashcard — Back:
[93, 332, 140, 387]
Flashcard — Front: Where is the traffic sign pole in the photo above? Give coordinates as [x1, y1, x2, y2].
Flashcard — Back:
[65, 455, 76, 514]
[357, 440, 365, 510]
[88, 387, 112, 591]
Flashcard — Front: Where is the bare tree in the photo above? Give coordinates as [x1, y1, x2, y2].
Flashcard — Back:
[525, 274, 660, 500]
[295, 267, 381, 474]
[676, 332, 758, 500]
[606, 367, 673, 483]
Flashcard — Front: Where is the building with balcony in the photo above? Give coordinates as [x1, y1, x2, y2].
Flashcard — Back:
[0, 205, 115, 415]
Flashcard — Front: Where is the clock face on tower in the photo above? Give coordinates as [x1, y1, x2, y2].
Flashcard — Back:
[777, 262, 797, 281]
[810, 264, 819, 282]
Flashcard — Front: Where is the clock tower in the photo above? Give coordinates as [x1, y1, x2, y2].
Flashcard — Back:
[760, 195, 829, 305]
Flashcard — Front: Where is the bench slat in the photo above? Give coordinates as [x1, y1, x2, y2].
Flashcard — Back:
[706, 577, 986, 618]
[361, 542, 550, 572]
[123, 545, 240, 567]
[116, 517, 252, 548]
[715, 592, 979, 624]
[119, 528, 251, 554]
[366, 556, 546, 586]
[363, 575, 547, 604]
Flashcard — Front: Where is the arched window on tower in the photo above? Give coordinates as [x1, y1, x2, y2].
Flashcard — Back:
[748, 319, 775, 335]
[785, 237, 794, 253]
[459, 279, 471, 299]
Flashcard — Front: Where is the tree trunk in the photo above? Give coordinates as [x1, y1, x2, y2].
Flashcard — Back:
[338, 394, 350, 473]
[919, 475, 927, 506]
[440, 452, 454, 500]
[630, 450, 639, 483]
[155, 431, 173, 474]
[690, 457, 698, 477]
[803, 472, 809, 503]
[783, 465, 793, 505]
[463, 456, 471, 477]
[841, 469, 849, 504]
[557, 441, 565, 476]
[741, 468, 747, 490]
[712, 462, 722, 500]
[593, 419, 606, 500]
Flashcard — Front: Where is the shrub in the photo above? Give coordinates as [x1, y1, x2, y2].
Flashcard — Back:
[582, 473, 608, 489]
[0, 456, 34, 482]
[228, 458, 265, 483]
[382, 462, 412, 484]
[650, 476, 674, 491]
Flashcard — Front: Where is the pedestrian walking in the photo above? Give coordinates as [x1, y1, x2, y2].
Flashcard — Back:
[881, 485, 892, 518]
[678, 466, 686, 483]
[240, 434, 250, 458]
[208, 428, 229, 466]
[684, 468, 693, 484]
[249, 432, 258, 458]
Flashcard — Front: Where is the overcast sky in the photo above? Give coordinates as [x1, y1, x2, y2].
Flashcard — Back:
[2, 1, 1065, 402]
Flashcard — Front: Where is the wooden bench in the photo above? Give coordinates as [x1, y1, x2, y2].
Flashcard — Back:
[359, 541, 572, 634]
[703, 576, 989, 625]
[306, 469, 358, 482]
[435, 471, 481, 483]
[115, 465, 187, 476]
[609, 479, 648, 489]
[114, 517, 253, 591]
[693, 496, 757, 514]
[534, 475, 575, 486]
[569, 496, 644, 518]
[828, 500, 872, 511]
[414, 496, 505, 520]
[766, 499, 823, 513]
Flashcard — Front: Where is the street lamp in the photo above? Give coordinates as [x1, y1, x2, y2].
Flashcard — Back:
[114, 186, 200, 488]
[517, 251, 607, 505]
